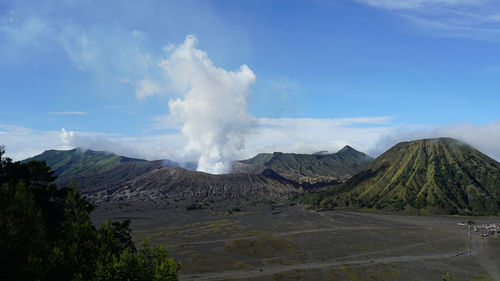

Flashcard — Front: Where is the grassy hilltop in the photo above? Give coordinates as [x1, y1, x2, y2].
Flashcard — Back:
[23, 148, 164, 190]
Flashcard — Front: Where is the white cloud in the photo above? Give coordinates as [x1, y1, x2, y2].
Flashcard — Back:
[354, 0, 484, 10]
[256, 116, 394, 128]
[56, 25, 167, 95]
[353, 0, 500, 42]
[49, 111, 88, 115]
[149, 114, 184, 130]
[60, 128, 74, 147]
[0, 124, 184, 162]
[0, 124, 67, 161]
[56, 127, 190, 161]
[0, 15, 50, 44]
[135, 77, 162, 99]
[252, 78, 303, 118]
[0, 12, 165, 99]
[163, 44, 175, 52]
[58, 128, 147, 160]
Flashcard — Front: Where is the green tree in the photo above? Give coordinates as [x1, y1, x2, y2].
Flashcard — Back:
[1, 145, 68, 280]
[94, 240, 179, 281]
[0, 145, 180, 281]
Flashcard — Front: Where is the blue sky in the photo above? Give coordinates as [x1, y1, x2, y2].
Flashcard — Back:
[1, 0, 500, 169]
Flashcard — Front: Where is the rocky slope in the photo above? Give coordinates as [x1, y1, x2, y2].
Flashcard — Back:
[84, 166, 302, 207]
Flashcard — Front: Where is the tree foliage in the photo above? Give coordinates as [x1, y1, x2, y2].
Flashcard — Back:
[0, 145, 180, 281]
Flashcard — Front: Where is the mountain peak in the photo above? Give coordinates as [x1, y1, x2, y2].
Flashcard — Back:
[338, 145, 355, 153]
[336, 138, 500, 215]
[337, 145, 373, 160]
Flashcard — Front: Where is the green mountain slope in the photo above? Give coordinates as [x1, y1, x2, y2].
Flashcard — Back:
[233, 146, 373, 186]
[317, 138, 500, 215]
[25, 148, 141, 178]
[23, 148, 164, 190]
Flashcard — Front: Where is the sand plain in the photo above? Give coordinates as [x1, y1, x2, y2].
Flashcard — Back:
[92, 204, 500, 281]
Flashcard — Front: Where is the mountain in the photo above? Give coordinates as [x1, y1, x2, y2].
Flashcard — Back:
[232, 146, 373, 187]
[22, 148, 302, 207]
[23, 148, 168, 190]
[84, 166, 301, 207]
[319, 138, 500, 215]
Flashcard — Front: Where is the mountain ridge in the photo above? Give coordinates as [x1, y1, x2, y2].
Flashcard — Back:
[23, 146, 372, 207]
[232, 145, 373, 186]
[23, 148, 168, 188]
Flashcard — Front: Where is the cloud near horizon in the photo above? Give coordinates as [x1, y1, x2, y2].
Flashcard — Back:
[3, 120, 500, 168]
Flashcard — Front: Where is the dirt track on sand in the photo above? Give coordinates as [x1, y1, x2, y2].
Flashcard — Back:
[92, 205, 500, 281]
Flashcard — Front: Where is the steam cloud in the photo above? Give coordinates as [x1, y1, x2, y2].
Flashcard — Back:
[160, 35, 256, 174]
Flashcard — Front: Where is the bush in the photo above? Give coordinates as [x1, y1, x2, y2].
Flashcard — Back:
[185, 203, 201, 210]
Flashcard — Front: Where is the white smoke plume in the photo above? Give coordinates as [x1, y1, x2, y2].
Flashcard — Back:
[159, 35, 256, 174]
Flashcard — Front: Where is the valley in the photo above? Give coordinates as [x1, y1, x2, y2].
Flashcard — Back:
[92, 204, 500, 281]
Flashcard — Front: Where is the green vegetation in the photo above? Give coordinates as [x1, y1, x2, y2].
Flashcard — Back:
[24, 148, 135, 179]
[442, 271, 455, 281]
[241, 152, 274, 165]
[0, 145, 180, 281]
[180, 252, 252, 273]
[238, 146, 373, 183]
[227, 206, 242, 214]
[231, 206, 242, 212]
[270, 270, 305, 281]
[224, 236, 297, 258]
[23, 148, 162, 189]
[302, 138, 500, 216]
[341, 264, 363, 281]
[185, 203, 202, 210]
[469, 276, 492, 281]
